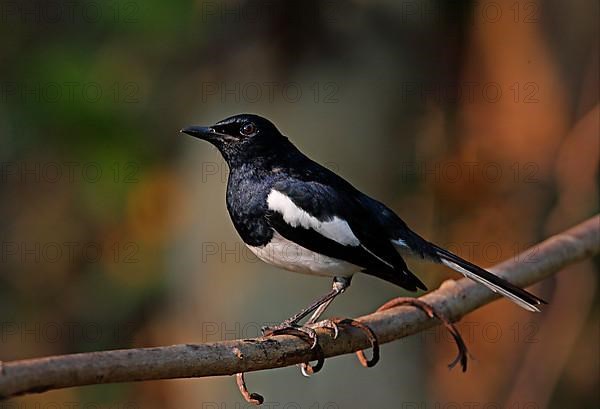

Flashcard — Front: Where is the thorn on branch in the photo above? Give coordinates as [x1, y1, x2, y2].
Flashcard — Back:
[331, 319, 380, 368]
[369, 297, 470, 372]
[236, 372, 264, 405]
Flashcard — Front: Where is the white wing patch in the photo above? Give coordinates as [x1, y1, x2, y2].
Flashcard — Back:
[267, 189, 360, 246]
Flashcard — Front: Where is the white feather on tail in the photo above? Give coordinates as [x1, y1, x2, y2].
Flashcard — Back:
[440, 259, 541, 312]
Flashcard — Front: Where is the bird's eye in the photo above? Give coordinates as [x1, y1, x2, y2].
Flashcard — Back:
[240, 122, 257, 136]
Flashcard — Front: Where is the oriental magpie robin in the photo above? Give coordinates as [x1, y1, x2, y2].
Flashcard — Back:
[181, 114, 545, 343]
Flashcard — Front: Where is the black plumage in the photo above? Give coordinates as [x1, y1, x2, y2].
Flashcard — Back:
[182, 114, 546, 323]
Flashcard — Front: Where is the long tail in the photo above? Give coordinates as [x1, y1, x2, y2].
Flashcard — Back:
[431, 244, 547, 312]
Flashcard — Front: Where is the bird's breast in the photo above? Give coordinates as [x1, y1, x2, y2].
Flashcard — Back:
[246, 231, 360, 277]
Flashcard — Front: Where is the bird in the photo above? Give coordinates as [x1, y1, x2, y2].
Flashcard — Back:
[181, 113, 546, 344]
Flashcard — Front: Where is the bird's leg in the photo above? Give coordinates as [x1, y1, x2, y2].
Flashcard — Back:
[294, 299, 338, 377]
[305, 298, 341, 338]
[262, 276, 351, 349]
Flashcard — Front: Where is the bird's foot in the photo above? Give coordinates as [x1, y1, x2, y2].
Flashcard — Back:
[238, 323, 323, 404]
[261, 322, 326, 377]
[296, 317, 380, 376]
[369, 297, 470, 371]
[261, 322, 319, 349]
[296, 318, 341, 377]
[309, 318, 341, 339]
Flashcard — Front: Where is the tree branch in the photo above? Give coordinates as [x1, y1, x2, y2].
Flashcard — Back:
[1, 215, 598, 399]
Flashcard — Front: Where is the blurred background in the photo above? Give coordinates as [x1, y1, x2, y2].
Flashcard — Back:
[0, 0, 598, 408]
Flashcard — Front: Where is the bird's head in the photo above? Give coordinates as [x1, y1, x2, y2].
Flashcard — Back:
[181, 114, 287, 166]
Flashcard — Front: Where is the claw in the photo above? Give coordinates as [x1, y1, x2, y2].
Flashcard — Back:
[262, 322, 327, 377]
[299, 344, 325, 377]
[262, 323, 319, 349]
[309, 318, 340, 339]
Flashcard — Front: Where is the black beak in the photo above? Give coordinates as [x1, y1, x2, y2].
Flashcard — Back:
[180, 125, 218, 140]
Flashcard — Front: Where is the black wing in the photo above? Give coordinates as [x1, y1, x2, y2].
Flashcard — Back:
[266, 179, 426, 291]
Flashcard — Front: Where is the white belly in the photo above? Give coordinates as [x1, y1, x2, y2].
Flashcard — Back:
[247, 232, 360, 277]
